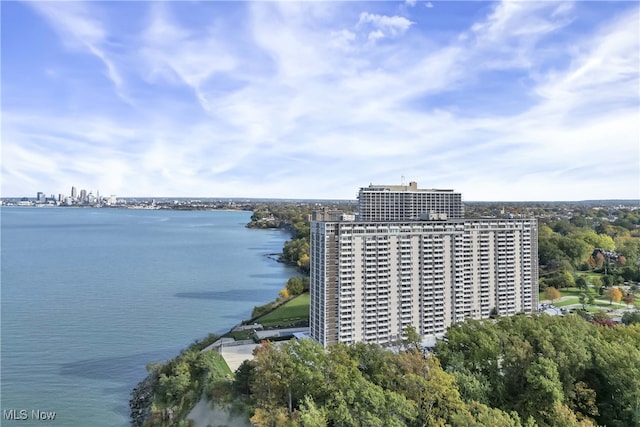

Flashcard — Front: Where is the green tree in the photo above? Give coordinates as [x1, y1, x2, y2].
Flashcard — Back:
[590, 325, 640, 426]
[250, 406, 289, 427]
[403, 325, 422, 352]
[602, 274, 616, 287]
[157, 359, 192, 408]
[389, 351, 464, 427]
[557, 237, 592, 268]
[285, 277, 305, 296]
[297, 396, 328, 427]
[521, 357, 564, 422]
[579, 292, 588, 309]
[551, 270, 575, 289]
[621, 311, 640, 325]
[233, 360, 254, 395]
[251, 341, 297, 413]
[575, 275, 588, 290]
[591, 277, 603, 295]
[450, 401, 526, 427]
[323, 344, 416, 426]
[576, 229, 615, 251]
[615, 236, 640, 262]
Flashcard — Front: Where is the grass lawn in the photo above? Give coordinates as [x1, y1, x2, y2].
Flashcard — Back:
[539, 287, 583, 302]
[560, 287, 586, 297]
[574, 271, 604, 281]
[206, 349, 234, 379]
[550, 297, 627, 310]
[541, 285, 632, 310]
[255, 293, 310, 327]
[555, 298, 579, 307]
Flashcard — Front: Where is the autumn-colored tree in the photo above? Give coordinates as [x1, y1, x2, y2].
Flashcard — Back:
[593, 252, 605, 270]
[250, 406, 289, 427]
[591, 310, 613, 326]
[278, 288, 290, 300]
[297, 253, 310, 272]
[389, 351, 464, 426]
[545, 286, 561, 303]
[605, 287, 622, 305]
[623, 293, 635, 308]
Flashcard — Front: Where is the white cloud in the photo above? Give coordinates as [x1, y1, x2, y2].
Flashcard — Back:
[357, 12, 414, 41]
[466, 0, 576, 72]
[138, 3, 237, 113]
[330, 29, 356, 50]
[534, 6, 639, 107]
[2, 1, 638, 200]
[27, 2, 130, 103]
[471, 1, 574, 41]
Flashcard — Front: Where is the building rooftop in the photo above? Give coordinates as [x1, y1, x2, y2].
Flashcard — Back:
[361, 182, 456, 193]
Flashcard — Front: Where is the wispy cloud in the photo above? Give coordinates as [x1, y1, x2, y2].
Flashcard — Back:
[27, 2, 131, 104]
[2, 1, 638, 200]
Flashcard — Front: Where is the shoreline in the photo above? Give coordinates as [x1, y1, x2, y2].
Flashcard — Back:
[129, 220, 297, 426]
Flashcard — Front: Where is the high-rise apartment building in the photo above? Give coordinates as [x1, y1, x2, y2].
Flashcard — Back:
[310, 184, 538, 347]
[358, 182, 463, 221]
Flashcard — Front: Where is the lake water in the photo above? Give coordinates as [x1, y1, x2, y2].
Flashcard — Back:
[0, 207, 297, 426]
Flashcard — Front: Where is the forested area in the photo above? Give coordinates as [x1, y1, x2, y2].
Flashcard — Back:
[140, 334, 234, 427]
[247, 201, 356, 274]
[139, 202, 640, 427]
[249, 202, 640, 287]
[236, 316, 640, 427]
[467, 203, 640, 288]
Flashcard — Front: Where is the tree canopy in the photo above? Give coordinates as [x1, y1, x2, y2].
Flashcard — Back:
[234, 316, 640, 427]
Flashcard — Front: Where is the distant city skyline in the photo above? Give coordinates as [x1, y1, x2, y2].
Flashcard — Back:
[2, 1, 638, 201]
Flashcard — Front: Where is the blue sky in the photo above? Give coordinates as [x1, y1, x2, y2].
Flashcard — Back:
[2, 1, 638, 201]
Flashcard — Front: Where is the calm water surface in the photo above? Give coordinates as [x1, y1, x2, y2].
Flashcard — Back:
[1, 207, 296, 426]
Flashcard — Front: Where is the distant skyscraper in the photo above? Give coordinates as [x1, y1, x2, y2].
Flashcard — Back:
[71, 186, 77, 200]
[358, 182, 463, 221]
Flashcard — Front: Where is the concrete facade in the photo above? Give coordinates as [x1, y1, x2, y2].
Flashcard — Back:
[310, 218, 538, 347]
[357, 182, 464, 221]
